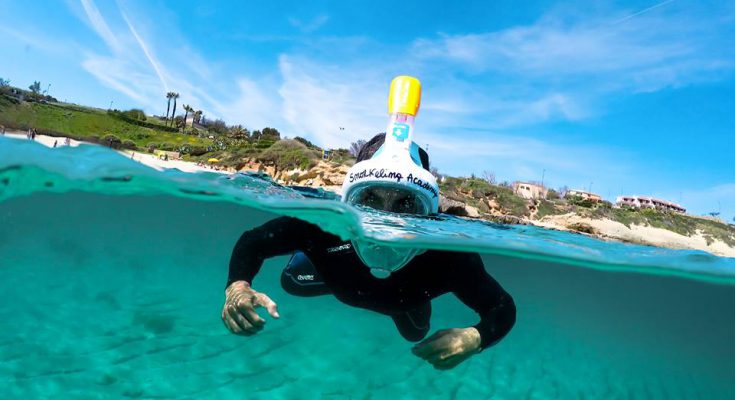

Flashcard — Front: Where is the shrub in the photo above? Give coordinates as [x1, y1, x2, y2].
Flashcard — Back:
[132, 132, 151, 140]
[567, 195, 595, 208]
[329, 148, 353, 164]
[186, 145, 208, 156]
[159, 142, 174, 151]
[101, 134, 122, 149]
[123, 108, 146, 121]
[257, 139, 319, 171]
[294, 136, 321, 150]
[122, 139, 137, 150]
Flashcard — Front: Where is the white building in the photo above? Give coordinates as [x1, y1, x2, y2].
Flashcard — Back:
[616, 195, 686, 213]
[512, 182, 547, 200]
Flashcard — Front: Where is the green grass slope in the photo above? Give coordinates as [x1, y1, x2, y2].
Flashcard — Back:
[0, 96, 212, 150]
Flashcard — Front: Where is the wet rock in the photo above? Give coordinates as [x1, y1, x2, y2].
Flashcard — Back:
[439, 197, 482, 218]
[566, 222, 598, 235]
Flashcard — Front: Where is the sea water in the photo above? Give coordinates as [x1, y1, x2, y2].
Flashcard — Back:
[1, 137, 734, 399]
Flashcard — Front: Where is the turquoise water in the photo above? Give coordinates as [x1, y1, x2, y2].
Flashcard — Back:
[2, 137, 734, 399]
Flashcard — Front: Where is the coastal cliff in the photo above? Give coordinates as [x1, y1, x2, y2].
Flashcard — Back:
[251, 159, 735, 257]
[2, 95, 732, 258]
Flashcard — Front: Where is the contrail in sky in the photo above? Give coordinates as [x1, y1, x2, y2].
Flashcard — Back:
[613, 0, 676, 24]
[120, 10, 170, 92]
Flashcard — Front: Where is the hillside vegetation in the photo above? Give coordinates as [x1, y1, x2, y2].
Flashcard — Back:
[0, 96, 213, 151]
[2, 90, 733, 247]
[0, 93, 347, 172]
[440, 177, 735, 246]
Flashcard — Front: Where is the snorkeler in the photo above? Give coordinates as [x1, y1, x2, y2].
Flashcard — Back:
[222, 76, 516, 370]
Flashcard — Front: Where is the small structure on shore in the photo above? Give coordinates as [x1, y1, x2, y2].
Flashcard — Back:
[566, 189, 602, 203]
[512, 182, 548, 200]
[153, 149, 180, 160]
[616, 195, 686, 213]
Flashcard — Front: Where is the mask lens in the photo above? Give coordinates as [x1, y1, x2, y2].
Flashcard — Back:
[351, 186, 428, 215]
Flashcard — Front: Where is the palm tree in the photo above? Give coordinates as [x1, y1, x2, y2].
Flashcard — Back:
[230, 124, 249, 139]
[165, 92, 175, 120]
[169, 93, 179, 127]
[29, 81, 41, 94]
[182, 104, 193, 128]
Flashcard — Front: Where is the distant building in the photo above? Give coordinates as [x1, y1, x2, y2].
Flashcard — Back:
[616, 195, 686, 213]
[153, 149, 180, 160]
[566, 189, 602, 203]
[512, 182, 547, 200]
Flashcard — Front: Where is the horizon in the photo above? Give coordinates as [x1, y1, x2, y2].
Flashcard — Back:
[1, 0, 733, 221]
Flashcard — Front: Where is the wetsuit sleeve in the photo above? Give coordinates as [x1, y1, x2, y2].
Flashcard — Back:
[448, 253, 516, 350]
[227, 216, 319, 287]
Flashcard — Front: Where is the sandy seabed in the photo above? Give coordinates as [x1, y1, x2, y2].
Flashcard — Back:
[1, 192, 734, 399]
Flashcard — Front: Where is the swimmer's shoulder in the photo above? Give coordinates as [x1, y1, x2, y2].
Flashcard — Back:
[264, 216, 337, 238]
[421, 249, 483, 265]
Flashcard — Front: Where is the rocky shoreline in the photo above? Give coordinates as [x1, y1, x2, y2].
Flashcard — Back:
[9, 132, 733, 258]
[255, 159, 735, 258]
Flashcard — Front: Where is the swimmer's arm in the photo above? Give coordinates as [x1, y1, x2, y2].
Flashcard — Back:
[450, 254, 517, 350]
[227, 216, 317, 287]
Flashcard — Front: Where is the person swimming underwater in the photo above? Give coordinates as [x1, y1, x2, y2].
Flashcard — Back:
[222, 76, 516, 370]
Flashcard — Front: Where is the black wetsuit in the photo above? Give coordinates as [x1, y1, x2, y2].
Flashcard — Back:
[227, 217, 516, 350]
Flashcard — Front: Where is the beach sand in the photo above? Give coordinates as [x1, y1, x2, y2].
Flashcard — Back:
[3, 130, 226, 174]
[535, 213, 735, 258]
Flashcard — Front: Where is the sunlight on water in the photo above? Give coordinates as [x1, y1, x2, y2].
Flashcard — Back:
[2, 138, 734, 399]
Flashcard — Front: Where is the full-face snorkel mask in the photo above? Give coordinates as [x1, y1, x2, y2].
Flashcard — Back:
[342, 76, 440, 278]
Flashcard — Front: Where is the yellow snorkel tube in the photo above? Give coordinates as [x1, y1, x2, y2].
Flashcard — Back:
[343, 76, 438, 278]
[388, 75, 421, 117]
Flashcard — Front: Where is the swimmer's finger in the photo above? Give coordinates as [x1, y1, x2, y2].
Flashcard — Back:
[253, 293, 280, 319]
[426, 348, 460, 365]
[432, 353, 469, 370]
[234, 299, 265, 327]
[242, 306, 266, 328]
[412, 331, 449, 358]
[223, 313, 242, 334]
[227, 305, 257, 334]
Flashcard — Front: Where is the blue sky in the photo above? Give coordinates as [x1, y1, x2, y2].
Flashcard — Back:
[1, 0, 734, 220]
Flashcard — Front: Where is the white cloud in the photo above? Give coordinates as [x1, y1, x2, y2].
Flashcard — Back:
[76, 0, 240, 122]
[212, 79, 280, 131]
[411, 7, 733, 93]
[288, 14, 330, 33]
[81, 56, 152, 104]
[71, 0, 734, 140]
[277, 55, 385, 146]
[77, 0, 166, 110]
[422, 130, 634, 185]
[79, 0, 122, 53]
[65, 0, 732, 200]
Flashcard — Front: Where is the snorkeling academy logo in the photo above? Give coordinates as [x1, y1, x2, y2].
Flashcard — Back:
[348, 168, 403, 183]
[348, 169, 438, 198]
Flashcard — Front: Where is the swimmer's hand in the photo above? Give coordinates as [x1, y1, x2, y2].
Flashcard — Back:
[411, 327, 481, 370]
[222, 280, 280, 336]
